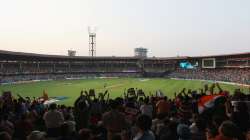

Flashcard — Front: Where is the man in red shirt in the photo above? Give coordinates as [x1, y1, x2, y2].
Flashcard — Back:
[156, 97, 170, 115]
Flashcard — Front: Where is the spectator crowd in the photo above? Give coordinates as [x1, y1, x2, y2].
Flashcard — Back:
[169, 68, 250, 85]
[0, 83, 250, 140]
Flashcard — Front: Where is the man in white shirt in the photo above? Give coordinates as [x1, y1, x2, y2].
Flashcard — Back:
[43, 103, 64, 137]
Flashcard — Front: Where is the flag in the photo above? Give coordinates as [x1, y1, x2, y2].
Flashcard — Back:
[42, 90, 49, 101]
[198, 93, 226, 114]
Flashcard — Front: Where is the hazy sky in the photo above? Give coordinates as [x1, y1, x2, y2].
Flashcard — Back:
[0, 0, 249, 57]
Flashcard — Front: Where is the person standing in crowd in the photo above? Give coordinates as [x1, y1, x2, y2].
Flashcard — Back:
[15, 113, 34, 140]
[230, 102, 250, 133]
[102, 99, 129, 140]
[140, 98, 153, 118]
[214, 121, 242, 140]
[156, 96, 170, 116]
[133, 114, 155, 140]
[43, 103, 64, 137]
[190, 117, 206, 140]
[177, 124, 192, 140]
[74, 91, 91, 129]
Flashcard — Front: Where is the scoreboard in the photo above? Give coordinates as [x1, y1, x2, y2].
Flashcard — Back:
[202, 58, 216, 68]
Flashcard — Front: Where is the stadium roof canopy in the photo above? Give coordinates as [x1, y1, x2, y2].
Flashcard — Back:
[0, 50, 249, 61]
[0, 50, 186, 61]
[191, 52, 250, 59]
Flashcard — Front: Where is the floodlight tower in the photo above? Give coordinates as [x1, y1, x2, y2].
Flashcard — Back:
[88, 26, 96, 57]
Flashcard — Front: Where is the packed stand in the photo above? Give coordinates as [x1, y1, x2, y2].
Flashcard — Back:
[0, 83, 250, 140]
[169, 68, 250, 85]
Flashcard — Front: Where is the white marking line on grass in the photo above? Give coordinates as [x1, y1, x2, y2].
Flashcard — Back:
[139, 79, 150, 82]
[105, 83, 124, 89]
[96, 83, 125, 90]
[57, 83, 73, 86]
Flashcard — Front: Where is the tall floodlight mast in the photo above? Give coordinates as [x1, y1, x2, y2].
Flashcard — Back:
[88, 26, 97, 57]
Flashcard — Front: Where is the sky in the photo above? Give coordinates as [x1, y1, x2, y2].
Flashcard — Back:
[0, 0, 249, 57]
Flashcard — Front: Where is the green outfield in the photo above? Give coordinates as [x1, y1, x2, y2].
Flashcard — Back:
[0, 78, 248, 106]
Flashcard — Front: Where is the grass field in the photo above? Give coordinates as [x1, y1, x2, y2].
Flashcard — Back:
[0, 78, 249, 106]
